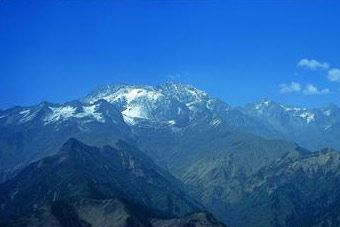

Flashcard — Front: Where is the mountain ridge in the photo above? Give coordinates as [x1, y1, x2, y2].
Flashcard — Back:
[1, 82, 340, 227]
[0, 138, 205, 224]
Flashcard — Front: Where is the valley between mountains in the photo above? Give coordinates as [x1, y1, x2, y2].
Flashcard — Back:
[1, 82, 340, 227]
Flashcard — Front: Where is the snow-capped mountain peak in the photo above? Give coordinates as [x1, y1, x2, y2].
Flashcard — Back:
[86, 85, 163, 105]
[43, 102, 106, 125]
[249, 99, 317, 124]
[1, 82, 340, 152]
[83, 82, 214, 125]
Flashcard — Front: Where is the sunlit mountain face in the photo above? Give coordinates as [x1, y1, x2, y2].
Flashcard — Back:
[1, 82, 340, 227]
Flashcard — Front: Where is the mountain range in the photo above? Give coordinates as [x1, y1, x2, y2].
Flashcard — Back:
[1, 82, 340, 227]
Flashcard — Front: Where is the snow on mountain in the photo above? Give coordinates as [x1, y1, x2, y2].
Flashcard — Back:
[249, 100, 340, 127]
[43, 103, 105, 125]
[248, 99, 317, 124]
[84, 85, 163, 124]
[19, 109, 36, 123]
[1, 82, 340, 152]
[0, 101, 109, 127]
[81, 105, 105, 122]
[281, 105, 316, 124]
[1, 83, 339, 132]
[323, 109, 332, 116]
[85, 85, 163, 104]
[0, 82, 217, 128]
[299, 112, 315, 124]
[254, 100, 271, 110]
[44, 106, 77, 124]
[83, 82, 216, 126]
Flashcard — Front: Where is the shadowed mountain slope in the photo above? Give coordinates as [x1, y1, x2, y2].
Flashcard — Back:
[0, 138, 203, 224]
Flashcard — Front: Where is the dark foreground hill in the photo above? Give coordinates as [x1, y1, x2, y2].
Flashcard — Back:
[0, 138, 225, 227]
[3, 199, 225, 227]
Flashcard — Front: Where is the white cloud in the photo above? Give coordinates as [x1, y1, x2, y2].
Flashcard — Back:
[328, 68, 340, 83]
[279, 82, 301, 93]
[302, 84, 330, 95]
[280, 58, 336, 96]
[297, 58, 330, 70]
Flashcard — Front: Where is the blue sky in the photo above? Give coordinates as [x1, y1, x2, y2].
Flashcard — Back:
[1, 1, 340, 109]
